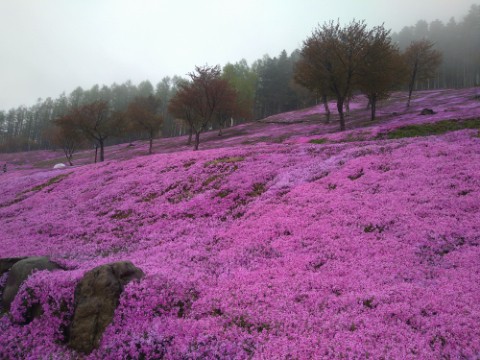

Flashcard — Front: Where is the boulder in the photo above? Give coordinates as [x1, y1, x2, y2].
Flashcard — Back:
[0, 257, 27, 277]
[68, 261, 144, 354]
[1, 257, 62, 312]
[420, 108, 436, 115]
[53, 163, 67, 169]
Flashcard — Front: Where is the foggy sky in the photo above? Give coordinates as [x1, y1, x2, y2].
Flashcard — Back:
[0, 0, 475, 110]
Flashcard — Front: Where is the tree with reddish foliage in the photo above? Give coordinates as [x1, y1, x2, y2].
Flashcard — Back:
[214, 86, 243, 136]
[168, 65, 240, 150]
[168, 84, 197, 146]
[126, 96, 163, 154]
[296, 20, 372, 131]
[358, 25, 406, 120]
[294, 44, 332, 123]
[404, 40, 442, 107]
[51, 114, 85, 165]
[64, 100, 124, 162]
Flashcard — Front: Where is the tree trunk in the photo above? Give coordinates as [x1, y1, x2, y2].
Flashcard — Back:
[322, 95, 330, 123]
[187, 126, 193, 145]
[370, 95, 377, 121]
[407, 84, 414, 108]
[99, 140, 105, 162]
[63, 148, 74, 166]
[149, 137, 153, 154]
[407, 63, 418, 108]
[337, 99, 345, 131]
[194, 132, 200, 151]
[94, 145, 98, 163]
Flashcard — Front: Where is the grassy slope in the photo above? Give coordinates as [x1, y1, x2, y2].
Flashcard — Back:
[0, 89, 480, 359]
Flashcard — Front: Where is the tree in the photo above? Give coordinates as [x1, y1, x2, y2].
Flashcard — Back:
[168, 65, 240, 150]
[52, 115, 85, 165]
[137, 80, 155, 98]
[358, 25, 405, 120]
[462, 5, 480, 87]
[413, 20, 429, 39]
[156, 76, 186, 137]
[168, 85, 197, 145]
[70, 100, 123, 162]
[222, 59, 257, 122]
[126, 95, 163, 154]
[296, 20, 371, 131]
[252, 51, 309, 119]
[404, 40, 442, 107]
[214, 86, 242, 136]
[294, 41, 332, 123]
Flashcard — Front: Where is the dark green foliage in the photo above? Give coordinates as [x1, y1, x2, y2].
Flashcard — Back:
[362, 297, 376, 309]
[25, 173, 70, 193]
[216, 190, 232, 198]
[247, 183, 266, 197]
[110, 209, 133, 220]
[253, 50, 314, 119]
[204, 156, 244, 167]
[364, 223, 386, 233]
[327, 183, 337, 190]
[309, 138, 328, 144]
[383, 119, 480, 139]
[140, 192, 158, 202]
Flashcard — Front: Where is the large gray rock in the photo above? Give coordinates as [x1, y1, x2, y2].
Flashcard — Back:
[2, 257, 62, 312]
[68, 261, 145, 354]
[0, 257, 27, 277]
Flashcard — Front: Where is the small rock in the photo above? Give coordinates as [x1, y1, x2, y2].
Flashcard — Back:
[2, 257, 62, 312]
[53, 163, 67, 169]
[68, 261, 144, 354]
[420, 108, 435, 115]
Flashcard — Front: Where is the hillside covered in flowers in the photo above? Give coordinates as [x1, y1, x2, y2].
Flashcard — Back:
[1, 89, 480, 359]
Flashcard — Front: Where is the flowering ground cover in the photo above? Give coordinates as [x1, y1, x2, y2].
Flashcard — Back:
[0, 89, 479, 359]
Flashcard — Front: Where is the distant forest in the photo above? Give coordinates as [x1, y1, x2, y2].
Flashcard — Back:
[1, 4, 478, 153]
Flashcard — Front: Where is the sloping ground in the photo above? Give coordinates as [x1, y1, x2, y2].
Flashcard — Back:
[2, 88, 479, 172]
[0, 89, 480, 359]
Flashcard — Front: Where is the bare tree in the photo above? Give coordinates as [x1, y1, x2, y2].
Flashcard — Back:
[404, 40, 442, 107]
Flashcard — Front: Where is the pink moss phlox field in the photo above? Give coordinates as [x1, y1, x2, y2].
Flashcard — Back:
[0, 89, 480, 358]
[0, 270, 81, 359]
